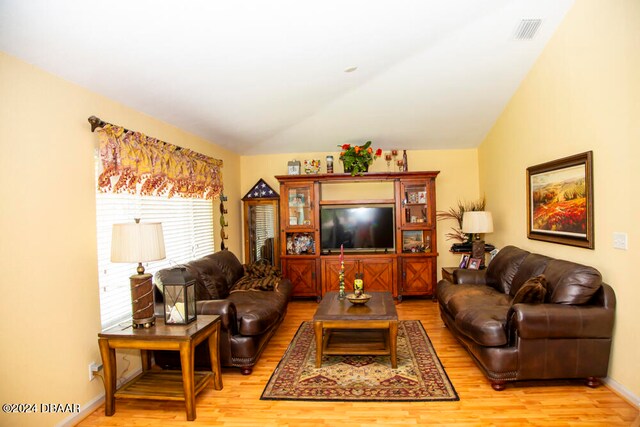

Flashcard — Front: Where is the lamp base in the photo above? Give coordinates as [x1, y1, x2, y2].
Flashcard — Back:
[471, 240, 486, 267]
[132, 316, 156, 329]
[130, 273, 156, 328]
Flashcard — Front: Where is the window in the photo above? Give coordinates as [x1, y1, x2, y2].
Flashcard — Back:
[95, 191, 214, 329]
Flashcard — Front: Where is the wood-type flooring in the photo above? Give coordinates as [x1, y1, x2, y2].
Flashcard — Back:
[80, 299, 639, 426]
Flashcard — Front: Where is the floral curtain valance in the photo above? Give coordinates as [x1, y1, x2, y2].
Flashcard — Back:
[97, 124, 223, 199]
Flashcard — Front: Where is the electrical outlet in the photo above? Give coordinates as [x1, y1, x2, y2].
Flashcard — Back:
[613, 232, 628, 250]
[89, 361, 103, 381]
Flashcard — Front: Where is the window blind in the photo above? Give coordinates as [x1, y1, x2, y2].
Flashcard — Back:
[95, 191, 214, 329]
[252, 204, 275, 261]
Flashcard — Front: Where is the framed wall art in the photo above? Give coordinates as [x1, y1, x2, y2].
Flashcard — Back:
[526, 151, 594, 249]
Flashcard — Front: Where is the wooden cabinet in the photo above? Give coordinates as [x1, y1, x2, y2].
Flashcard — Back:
[279, 181, 319, 296]
[283, 258, 318, 297]
[399, 257, 435, 298]
[322, 256, 395, 295]
[277, 171, 439, 300]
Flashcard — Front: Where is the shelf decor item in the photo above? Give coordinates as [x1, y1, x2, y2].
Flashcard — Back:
[326, 155, 334, 173]
[303, 159, 321, 174]
[111, 218, 166, 329]
[287, 160, 301, 175]
[354, 273, 364, 295]
[162, 266, 197, 325]
[338, 141, 382, 176]
[346, 292, 371, 305]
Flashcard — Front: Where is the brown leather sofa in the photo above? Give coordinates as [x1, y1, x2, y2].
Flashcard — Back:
[153, 250, 293, 374]
[436, 245, 615, 390]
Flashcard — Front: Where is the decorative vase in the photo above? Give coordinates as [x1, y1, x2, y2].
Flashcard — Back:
[343, 163, 369, 174]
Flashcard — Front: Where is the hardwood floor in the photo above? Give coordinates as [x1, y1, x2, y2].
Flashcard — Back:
[80, 299, 639, 426]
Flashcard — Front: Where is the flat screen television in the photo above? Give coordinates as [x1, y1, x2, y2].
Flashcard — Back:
[320, 204, 395, 252]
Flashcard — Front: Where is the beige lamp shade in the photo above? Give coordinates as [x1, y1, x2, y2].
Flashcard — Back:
[111, 221, 166, 264]
[462, 211, 494, 234]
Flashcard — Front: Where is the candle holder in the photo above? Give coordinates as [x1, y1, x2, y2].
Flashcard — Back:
[397, 159, 404, 172]
[338, 260, 346, 300]
[385, 153, 392, 171]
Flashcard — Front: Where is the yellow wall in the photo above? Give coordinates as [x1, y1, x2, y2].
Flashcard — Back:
[478, 0, 640, 398]
[0, 52, 241, 426]
[241, 149, 480, 271]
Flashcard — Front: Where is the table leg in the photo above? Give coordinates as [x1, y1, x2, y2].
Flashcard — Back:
[140, 349, 151, 371]
[389, 320, 398, 369]
[98, 338, 116, 416]
[314, 321, 323, 368]
[179, 342, 196, 421]
[207, 321, 223, 390]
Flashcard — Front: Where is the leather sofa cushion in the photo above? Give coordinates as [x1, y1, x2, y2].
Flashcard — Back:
[188, 255, 231, 299]
[227, 284, 290, 336]
[544, 260, 602, 304]
[446, 288, 509, 318]
[509, 254, 552, 297]
[454, 298, 511, 347]
[436, 282, 491, 307]
[485, 246, 529, 293]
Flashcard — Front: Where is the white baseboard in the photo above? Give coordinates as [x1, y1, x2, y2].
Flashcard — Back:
[603, 376, 640, 409]
[56, 368, 142, 427]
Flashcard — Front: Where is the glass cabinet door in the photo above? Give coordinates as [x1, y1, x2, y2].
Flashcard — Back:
[400, 181, 431, 227]
[285, 184, 314, 229]
[243, 200, 279, 266]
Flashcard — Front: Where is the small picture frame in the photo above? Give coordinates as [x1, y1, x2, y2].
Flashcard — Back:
[289, 216, 298, 225]
[459, 254, 470, 268]
[417, 191, 427, 204]
[287, 160, 301, 175]
[467, 258, 482, 270]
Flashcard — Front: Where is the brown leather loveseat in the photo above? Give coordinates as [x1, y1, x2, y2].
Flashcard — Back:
[436, 245, 615, 390]
[153, 250, 293, 374]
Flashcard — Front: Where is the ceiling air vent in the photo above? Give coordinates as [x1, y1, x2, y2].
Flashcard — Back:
[513, 19, 542, 40]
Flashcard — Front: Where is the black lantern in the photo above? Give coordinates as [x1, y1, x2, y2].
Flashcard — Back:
[162, 267, 197, 325]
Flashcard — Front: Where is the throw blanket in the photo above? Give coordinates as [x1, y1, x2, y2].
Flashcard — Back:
[230, 263, 282, 293]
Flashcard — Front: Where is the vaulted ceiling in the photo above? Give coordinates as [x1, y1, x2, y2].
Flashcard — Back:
[0, 0, 574, 155]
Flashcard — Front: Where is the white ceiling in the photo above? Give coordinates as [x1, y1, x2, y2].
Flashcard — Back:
[0, 0, 574, 155]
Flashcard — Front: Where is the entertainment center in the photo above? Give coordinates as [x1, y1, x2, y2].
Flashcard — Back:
[276, 171, 439, 300]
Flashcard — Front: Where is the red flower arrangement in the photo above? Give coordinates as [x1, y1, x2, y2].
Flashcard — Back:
[338, 141, 382, 176]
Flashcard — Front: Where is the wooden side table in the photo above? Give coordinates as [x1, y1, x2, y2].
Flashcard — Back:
[98, 315, 222, 421]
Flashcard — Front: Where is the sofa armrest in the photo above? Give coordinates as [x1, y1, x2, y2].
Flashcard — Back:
[509, 303, 614, 340]
[196, 300, 238, 335]
[454, 269, 487, 285]
[276, 278, 294, 300]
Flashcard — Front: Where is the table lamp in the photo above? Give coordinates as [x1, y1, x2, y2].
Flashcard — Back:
[111, 219, 166, 328]
[462, 211, 493, 266]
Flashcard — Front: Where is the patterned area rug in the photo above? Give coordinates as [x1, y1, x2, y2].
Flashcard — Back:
[261, 320, 458, 401]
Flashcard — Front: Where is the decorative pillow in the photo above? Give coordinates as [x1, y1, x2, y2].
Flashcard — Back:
[231, 275, 280, 292]
[230, 262, 282, 293]
[511, 274, 547, 305]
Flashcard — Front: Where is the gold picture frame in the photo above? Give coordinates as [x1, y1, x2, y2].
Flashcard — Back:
[526, 151, 594, 249]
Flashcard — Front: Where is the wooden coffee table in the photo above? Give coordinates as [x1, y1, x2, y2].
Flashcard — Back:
[98, 315, 223, 421]
[313, 291, 398, 368]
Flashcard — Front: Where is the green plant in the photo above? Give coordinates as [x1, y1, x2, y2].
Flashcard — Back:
[436, 197, 486, 243]
[338, 141, 382, 176]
